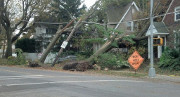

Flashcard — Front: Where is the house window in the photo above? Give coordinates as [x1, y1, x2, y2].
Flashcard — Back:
[175, 6, 180, 21]
[126, 21, 134, 32]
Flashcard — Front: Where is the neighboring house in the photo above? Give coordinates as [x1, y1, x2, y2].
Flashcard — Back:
[34, 24, 57, 63]
[106, 1, 140, 33]
[104, 1, 140, 52]
[162, 0, 180, 48]
[34, 25, 57, 53]
[146, 0, 180, 58]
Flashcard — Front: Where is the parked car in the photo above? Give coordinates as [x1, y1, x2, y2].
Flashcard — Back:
[57, 55, 77, 63]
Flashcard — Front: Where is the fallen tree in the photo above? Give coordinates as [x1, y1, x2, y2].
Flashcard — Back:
[39, 0, 101, 64]
[38, 0, 149, 70]
[61, 20, 149, 71]
[62, 31, 148, 71]
[39, 20, 74, 63]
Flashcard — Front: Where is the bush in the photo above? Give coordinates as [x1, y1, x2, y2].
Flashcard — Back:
[95, 53, 129, 70]
[15, 38, 36, 53]
[158, 48, 180, 71]
[7, 49, 26, 65]
[128, 47, 146, 58]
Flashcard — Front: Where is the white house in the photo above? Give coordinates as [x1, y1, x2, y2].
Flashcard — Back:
[34, 25, 57, 63]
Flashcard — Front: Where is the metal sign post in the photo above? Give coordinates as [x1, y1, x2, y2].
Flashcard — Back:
[149, 0, 156, 78]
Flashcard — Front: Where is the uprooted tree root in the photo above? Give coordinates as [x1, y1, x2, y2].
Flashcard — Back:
[63, 61, 92, 71]
[28, 61, 41, 67]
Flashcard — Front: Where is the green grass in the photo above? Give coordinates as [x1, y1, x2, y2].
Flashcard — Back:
[155, 68, 180, 76]
[1, 58, 179, 77]
[0, 58, 8, 65]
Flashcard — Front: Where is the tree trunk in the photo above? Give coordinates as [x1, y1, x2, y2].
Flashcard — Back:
[87, 40, 113, 62]
[0, 0, 4, 33]
[5, 29, 12, 58]
[39, 20, 74, 63]
[2, 39, 6, 57]
[39, 1, 100, 64]
[51, 18, 83, 67]
[86, 34, 117, 62]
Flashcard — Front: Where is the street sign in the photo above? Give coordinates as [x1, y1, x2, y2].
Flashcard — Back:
[61, 41, 68, 49]
[128, 51, 144, 70]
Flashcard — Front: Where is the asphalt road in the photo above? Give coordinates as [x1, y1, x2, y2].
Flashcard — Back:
[0, 66, 179, 97]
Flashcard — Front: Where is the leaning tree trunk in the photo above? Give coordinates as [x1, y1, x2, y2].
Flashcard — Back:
[62, 34, 118, 71]
[87, 38, 114, 62]
[39, 1, 100, 64]
[39, 20, 74, 63]
[86, 32, 149, 63]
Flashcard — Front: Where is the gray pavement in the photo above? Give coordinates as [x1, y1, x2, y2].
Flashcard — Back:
[0, 66, 180, 97]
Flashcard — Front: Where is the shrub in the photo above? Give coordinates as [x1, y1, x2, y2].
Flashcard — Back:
[15, 38, 36, 53]
[158, 48, 180, 71]
[95, 53, 129, 70]
[128, 47, 146, 58]
[7, 49, 26, 65]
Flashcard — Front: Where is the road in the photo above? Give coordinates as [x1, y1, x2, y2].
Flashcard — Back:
[0, 66, 179, 97]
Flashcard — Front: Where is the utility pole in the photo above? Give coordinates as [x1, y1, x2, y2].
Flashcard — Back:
[51, 18, 83, 67]
[149, 0, 156, 77]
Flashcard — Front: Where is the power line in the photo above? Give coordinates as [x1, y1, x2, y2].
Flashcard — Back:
[21, 11, 178, 25]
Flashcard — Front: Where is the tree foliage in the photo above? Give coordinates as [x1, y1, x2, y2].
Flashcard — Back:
[101, 0, 131, 7]
[51, 0, 86, 22]
[15, 38, 36, 53]
[158, 48, 180, 71]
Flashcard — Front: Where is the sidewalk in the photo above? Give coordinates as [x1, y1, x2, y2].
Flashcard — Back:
[154, 74, 180, 83]
[113, 70, 180, 83]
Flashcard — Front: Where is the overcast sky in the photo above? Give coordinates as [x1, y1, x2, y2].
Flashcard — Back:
[84, 0, 97, 8]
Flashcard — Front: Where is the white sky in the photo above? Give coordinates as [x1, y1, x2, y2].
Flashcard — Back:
[84, 0, 97, 8]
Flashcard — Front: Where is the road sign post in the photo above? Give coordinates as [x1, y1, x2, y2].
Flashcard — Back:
[149, 0, 156, 78]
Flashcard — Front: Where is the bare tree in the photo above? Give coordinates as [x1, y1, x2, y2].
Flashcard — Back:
[1, 0, 50, 58]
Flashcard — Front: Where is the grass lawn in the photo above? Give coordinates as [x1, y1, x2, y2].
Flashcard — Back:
[1, 58, 180, 77]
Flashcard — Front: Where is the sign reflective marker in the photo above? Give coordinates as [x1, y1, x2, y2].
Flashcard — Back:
[128, 51, 144, 70]
[61, 41, 68, 48]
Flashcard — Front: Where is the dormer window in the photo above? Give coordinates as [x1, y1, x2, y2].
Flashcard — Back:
[175, 6, 180, 21]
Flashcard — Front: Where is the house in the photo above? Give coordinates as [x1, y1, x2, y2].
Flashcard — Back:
[106, 1, 140, 33]
[146, 0, 180, 59]
[33, 24, 58, 63]
[34, 25, 57, 53]
[162, 0, 180, 48]
[104, 1, 140, 52]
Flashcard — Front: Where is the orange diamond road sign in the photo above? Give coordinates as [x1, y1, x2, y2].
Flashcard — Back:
[128, 51, 144, 70]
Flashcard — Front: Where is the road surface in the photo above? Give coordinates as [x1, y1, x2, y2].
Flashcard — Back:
[0, 66, 179, 97]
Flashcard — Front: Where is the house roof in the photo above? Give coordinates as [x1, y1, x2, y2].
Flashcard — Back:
[146, 22, 169, 36]
[107, 1, 140, 24]
[115, 1, 139, 28]
[154, 22, 169, 33]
